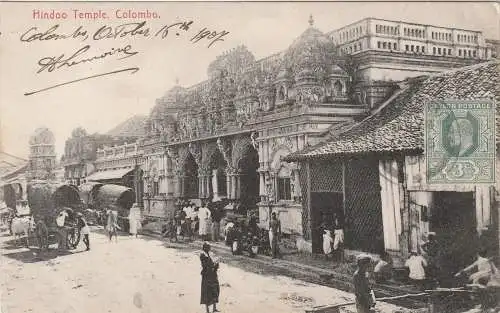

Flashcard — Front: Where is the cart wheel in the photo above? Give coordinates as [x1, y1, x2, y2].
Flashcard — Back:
[67, 226, 81, 249]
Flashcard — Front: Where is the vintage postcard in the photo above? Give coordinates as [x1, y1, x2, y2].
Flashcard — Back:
[0, 2, 498, 313]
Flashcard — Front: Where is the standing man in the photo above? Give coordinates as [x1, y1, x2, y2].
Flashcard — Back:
[354, 254, 376, 313]
[198, 201, 212, 241]
[269, 212, 281, 259]
[211, 202, 222, 242]
[421, 232, 439, 285]
[106, 207, 119, 242]
[128, 203, 142, 238]
[200, 242, 220, 313]
[77, 213, 90, 251]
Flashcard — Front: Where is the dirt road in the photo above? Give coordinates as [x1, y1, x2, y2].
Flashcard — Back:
[1, 230, 417, 313]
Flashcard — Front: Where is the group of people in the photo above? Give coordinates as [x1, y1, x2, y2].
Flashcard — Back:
[370, 229, 500, 294]
[321, 213, 345, 261]
[104, 203, 142, 242]
[164, 200, 224, 242]
[56, 208, 91, 251]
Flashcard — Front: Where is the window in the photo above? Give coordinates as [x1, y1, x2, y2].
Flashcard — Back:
[383, 42, 387, 49]
[473, 50, 477, 57]
[459, 49, 462, 56]
[448, 48, 451, 55]
[468, 50, 472, 57]
[387, 42, 391, 50]
[433, 47, 436, 55]
[411, 45, 414, 52]
[405, 44, 409, 51]
[378, 41, 381, 49]
[416, 46, 420, 52]
[393, 43, 397, 50]
[438, 47, 441, 54]
[422, 46, 425, 53]
[278, 178, 292, 200]
[153, 181, 159, 196]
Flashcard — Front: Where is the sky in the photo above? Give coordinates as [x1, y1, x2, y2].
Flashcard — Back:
[0, 1, 498, 160]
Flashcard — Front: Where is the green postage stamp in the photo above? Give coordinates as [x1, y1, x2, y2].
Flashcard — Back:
[425, 99, 496, 184]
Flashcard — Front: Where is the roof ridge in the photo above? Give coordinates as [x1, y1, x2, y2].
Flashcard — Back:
[0, 151, 27, 162]
[423, 60, 499, 79]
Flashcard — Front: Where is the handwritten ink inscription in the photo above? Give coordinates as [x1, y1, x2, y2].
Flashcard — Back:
[21, 20, 230, 96]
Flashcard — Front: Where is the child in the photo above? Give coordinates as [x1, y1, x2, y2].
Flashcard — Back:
[354, 254, 376, 313]
[323, 229, 333, 260]
[405, 250, 427, 290]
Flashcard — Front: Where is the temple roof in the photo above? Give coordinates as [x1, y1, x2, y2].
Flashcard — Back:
[285, 60, 499, 161]
[280, 18, 337, 77]
[106, 115, 147, 138]
[29, 127, 55, 145]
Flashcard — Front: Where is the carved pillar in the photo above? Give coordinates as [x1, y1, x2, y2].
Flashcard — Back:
[227, 170, 233, 199]
[235, 173, 241, 199]
[212, 169, 219, 200]
[231, 174, 237, 200]
[198, 174, 205, 199]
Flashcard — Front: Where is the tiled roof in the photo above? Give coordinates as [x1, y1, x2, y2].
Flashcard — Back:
[106, 115, 147, 138]
[285, 60, 499, 161]
[0, 152, 27, 177]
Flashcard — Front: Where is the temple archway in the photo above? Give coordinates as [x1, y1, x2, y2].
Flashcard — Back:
[208, 149, 227, 201]
[237, 144, 259, 212]
[182, 153, 199, 199]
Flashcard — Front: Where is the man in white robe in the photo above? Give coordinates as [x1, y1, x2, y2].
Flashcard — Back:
[198, 202, 212, 241]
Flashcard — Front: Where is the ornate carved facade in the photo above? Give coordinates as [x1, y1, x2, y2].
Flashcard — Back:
[141, 19, 368, 233]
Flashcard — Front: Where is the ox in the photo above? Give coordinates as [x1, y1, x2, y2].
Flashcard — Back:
[11, 216, 35, 247]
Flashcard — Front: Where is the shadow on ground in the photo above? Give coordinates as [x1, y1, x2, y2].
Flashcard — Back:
[2, 248, 87, 263]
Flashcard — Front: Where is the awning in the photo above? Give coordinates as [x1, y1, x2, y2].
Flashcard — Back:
[86, 168, 134, 181]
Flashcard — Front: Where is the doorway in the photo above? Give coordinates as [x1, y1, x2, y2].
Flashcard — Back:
[311, 192, 344, 253]
[431, 191, 476, 285]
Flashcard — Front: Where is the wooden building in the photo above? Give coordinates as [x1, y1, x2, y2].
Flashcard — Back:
[285, 61, 499, 267]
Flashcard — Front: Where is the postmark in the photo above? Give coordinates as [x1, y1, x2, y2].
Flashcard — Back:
[424, 99, 496, 184]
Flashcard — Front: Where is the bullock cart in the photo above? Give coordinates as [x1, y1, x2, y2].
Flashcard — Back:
[27, 181, 83, 251]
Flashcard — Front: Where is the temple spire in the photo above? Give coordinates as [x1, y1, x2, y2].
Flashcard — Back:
[308, 14, 314, 27]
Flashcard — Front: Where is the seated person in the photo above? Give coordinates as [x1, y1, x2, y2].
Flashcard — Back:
[455, 249, 493, 286]
[405, 250, 427, 290]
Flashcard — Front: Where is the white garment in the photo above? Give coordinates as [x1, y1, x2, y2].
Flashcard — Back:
[183, 206, 193, 218]
[468, 256, 493, 285]
[476, 256, 491, 273]
[333, 229, 344, 250]
[224, 222, 235, 234]
[56, 211, 68, 227]
[405, 255, 427, 280]
[81, 225, 90, 235]
[198, 207, 211, 235]
[323, 231, 333, 255]
[128, 206, 141, 235]
[374, 260, 389, 273]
